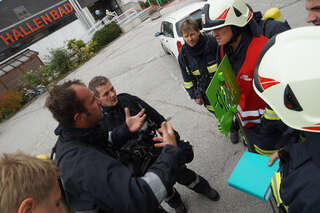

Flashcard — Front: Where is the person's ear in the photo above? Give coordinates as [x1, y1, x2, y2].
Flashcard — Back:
[17, 197, 35, 213]
[74, 112, 83, 122]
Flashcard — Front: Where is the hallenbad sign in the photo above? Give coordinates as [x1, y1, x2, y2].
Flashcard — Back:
[0, 2, 76, 62]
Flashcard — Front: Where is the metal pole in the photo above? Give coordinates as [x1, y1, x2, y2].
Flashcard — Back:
[69, 0, 92, 29]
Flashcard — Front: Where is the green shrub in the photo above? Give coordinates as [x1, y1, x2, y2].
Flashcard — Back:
[67, 39, 92, 65]
[92, 22, 122, 51]
[20, 70, 42, 90]
[67, 39, 85, 50]
[20, 65, 57, 90]
[86, 40, 97, 55]
[39, 65, 58, 86]
[150, 0, 157, 5]
[47, 48, 72, 74]
[19, 68, 50, 103]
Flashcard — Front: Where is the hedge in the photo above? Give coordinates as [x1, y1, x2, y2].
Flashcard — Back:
[92, 22, 122, 51]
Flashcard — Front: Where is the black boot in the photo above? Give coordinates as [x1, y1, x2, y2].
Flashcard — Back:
[165, 188, 187, 213]
[191, 176, 220, 201]
[199, 186, 220, 201]
[230, 118, 239, 144]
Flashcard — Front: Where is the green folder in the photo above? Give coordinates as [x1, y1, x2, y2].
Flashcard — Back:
[228, 152, 280, 202]
[205, 55, 241, 136]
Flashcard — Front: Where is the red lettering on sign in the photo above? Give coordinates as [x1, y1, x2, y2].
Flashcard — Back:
[0, 33, 15, 45]
[26, 22, 38, 32]
[13, 29, 24, 41]
[41, 13, 53, 25]
[19, 25, 32, 36]
[59, 7, 68, 17]
[50, 10, 60, 20]
[64, 3, 74, 13]
[1, 3, 75, 47]
[33, 17, 45, 29]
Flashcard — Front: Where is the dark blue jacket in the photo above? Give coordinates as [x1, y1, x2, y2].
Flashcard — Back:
[54, 123, 182, 213]
[279, 132, 320, 213]
[253, 11, 291, 39]
[178, 33, 218, 102]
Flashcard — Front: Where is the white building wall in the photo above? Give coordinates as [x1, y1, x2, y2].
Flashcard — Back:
[121, 2, 142, 12]
[83, 7, 96, 26]
[28, 19, 89, 62]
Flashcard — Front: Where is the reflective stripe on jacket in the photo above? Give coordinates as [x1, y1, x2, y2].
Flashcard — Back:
[254, 144, 279, 156]
[264, 107, 281, 120]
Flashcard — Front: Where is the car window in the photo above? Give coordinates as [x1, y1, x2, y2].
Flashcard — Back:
[176, 9, 203, 37]
[161, 21, 174, 38]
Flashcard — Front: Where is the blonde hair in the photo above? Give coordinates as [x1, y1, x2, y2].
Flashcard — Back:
[0, 152, 60, 213]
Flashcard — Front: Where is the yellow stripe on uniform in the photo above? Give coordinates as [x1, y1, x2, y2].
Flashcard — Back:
[271, 172, 289, 212]
[192, 69, 200, 76]
[254, 144, 279, 156]
[264, 108, 281, 120]
[206, 105, 215, 111]
[207, 64, 218, 73]
[184, 81, 193, 89]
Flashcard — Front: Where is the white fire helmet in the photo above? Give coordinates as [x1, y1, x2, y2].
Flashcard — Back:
[254, 26, 320, 132]
[202, 0, 253, 32]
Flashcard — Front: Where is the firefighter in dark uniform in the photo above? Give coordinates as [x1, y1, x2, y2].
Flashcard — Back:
[46, 80, 188, 213]
[245, 4, 291, 39]
[178, 19, 218, 114]
[89, 76, 220, 213]
[202, 0, 291, 156]
[177, 19, 240, 144]
[254, 27, 320, 213]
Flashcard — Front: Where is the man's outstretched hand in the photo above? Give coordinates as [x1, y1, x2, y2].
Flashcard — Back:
[125, 107, 146, 133]
[153, 122, 177, 148]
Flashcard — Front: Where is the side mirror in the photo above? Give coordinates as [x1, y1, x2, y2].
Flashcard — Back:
[154, 32, 163, 37]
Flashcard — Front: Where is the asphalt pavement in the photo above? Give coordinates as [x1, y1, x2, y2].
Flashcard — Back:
[0, 0, 310, 212]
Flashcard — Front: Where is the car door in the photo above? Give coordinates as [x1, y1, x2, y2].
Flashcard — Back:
[160, 21, 176, 56]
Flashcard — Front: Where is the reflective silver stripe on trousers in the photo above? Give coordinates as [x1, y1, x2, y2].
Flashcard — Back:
[108, 131, 113, 143]
[141, 172, 167, 203]
[187, 174, 200, 189]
